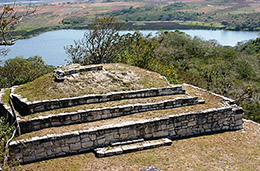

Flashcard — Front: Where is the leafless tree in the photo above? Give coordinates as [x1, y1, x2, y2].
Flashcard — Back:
[0, 0, 36, 46]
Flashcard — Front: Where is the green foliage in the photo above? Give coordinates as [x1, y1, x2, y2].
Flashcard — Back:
[65, 16, 122, 65]
[0, 117, 18, 170]
[235, 60, 255, 79]
[236, 37, 260, 55]
[66, 16, 259, 122]
[1, 89, 11, 105]
[0, 56, 55, 88]
[117, 32, 155, 69]
[104, 2, 260, 31]
[111, 5, 202, 22]
[117, 32, 179, 84]
[244, 103, 260, 123]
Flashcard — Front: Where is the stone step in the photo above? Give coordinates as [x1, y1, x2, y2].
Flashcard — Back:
[18, 96, 201, 134]
[11, 85, 185, 115]
[94, 138, 172, 158]
[111, 138, 144, 146]
[198, 100, 205, 104]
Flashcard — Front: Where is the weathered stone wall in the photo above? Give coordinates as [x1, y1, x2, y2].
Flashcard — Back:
[11, 86, 185, 115]
[10, 105, 244, 164]
[19, 97, 202, 134]
[54, 65, 103, 81]
[54, 65, 103, 77]
[0, 89, 15, 124]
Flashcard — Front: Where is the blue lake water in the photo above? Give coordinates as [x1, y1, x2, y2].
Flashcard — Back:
[3, 29, 260, 66]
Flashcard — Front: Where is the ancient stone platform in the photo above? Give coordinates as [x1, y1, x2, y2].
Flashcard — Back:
[0, 64, 244, 164]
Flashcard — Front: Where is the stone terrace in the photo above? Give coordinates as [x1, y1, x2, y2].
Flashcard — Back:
[0, 64, 244, 164]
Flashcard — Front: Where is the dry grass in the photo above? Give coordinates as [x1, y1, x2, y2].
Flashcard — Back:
[14, 63, 169, 102]
[16, 85, 225, 140]
[21, 121, 260, 171]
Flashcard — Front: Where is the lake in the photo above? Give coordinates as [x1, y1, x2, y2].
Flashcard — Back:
[3, 29, 260, 66]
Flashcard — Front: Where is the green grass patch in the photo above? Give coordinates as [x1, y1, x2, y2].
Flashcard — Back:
[180, 21, 224, 28]
[92, 6, 112, 11]
[1, 89, 11, 106]
[133, 22, 146, 26]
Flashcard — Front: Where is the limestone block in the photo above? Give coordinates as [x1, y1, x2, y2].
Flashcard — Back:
[70, 142, 81, 151]
[187, 121, 196, 127]
[113, 132, 120, 139]
[144, 133, 153, 139]
[205, 128, 212, 132]
[144, 127, 151, 134]
[160, 124, 167, 130]
[82, 141, 94, 148]
[93, 114, 102, 120]
[54, 140, 65, 146]
[104, 133, 114, 141]
[235, 119, 243, 126]
[36, 151, 47, 159]
[177, 129, 187, 135]
[186, 128, 193, 135]
[33, 124, 41, 130]
[80, 134, 90, 140]
[101, 113, 108, 119]
[203, 124, 210, 129]
[23, 155, 36, 163]
[53, 147, 62, 154]
[234, 114, 244, 120]
[169, 129, 176, 136]
[120, 133, 129, 139]
[46, 149, 53, 156]
[97, 138, 106, 145]
[153, 130, 168, 138]
[35, 147, 45, 155]
[128, 129, 137, 138]
[71, 115, 79, 121]
[66, 136, 80, 144]
[62, 146, 70, 153]
[89, 134, 96, 141]
[87, 116, 94, 121]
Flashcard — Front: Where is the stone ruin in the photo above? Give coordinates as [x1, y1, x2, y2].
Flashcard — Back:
[0, 64, 244, 164]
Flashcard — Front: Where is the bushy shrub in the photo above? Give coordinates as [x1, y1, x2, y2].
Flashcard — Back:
[0, 56, 55, 88]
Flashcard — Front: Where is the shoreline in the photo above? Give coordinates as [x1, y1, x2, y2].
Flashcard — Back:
[11, 21, 260, 41]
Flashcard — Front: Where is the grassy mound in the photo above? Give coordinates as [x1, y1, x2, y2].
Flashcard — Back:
[14, 63, 169, 101]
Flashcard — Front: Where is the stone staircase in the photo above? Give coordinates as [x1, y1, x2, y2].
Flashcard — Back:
[0, 64, 244, 164]
[94, 138, 172, 158]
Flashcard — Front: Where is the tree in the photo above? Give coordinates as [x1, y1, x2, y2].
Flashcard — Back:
[0, 1, 36, 60]
[65, 16, 123, 65]
[0, 56, 55, 88]
[0, 1, 36, 46]
[0, 1, 36, 169]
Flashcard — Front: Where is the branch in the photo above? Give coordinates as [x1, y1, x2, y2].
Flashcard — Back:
[3, 128, 16, 167]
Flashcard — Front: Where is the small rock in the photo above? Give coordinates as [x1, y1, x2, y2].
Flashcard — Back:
[139, 165, 162, 171]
